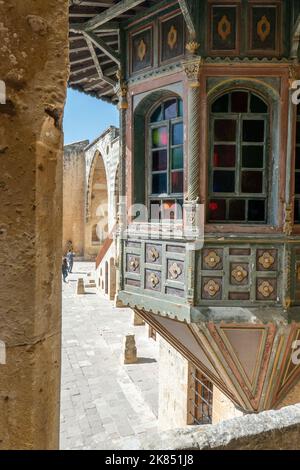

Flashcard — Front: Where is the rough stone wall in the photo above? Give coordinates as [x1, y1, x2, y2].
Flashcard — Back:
[142, 404, 300, 450]
[0, 0, 68, 449]
[63, 141, 88, 256]
[158, 337, 191, 430]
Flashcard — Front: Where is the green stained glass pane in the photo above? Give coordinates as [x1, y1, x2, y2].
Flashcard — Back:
[172, 123, 183, 145]
[172, 147, 183, 169]
[178, 99, 183, 117]
[152, 127, 168, 148]
[151, 105, 163, 123]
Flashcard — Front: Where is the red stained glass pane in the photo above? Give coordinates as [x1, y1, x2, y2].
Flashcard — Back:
[214, 120, 236, 142]
[231, 92, 248, 113]
[153, 150, 167, 171]
[171, 171, 183, 194]
[213, 145, 236, 167]
[209, 199, 226, 221]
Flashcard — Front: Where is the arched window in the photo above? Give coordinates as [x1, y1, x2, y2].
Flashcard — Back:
[208, 90, 269, 224]
[148, 97, 184, 220]
[294, 105, 300, 223]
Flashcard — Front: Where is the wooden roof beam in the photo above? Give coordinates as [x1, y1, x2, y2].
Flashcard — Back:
[178, 0, 196, 38]
[81, 0, 146, 31]
[83, 30, 120, 65]
[85, 36, 117, 86]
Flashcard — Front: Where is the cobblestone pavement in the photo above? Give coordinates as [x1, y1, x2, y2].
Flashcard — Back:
[60, 262, 159, 450]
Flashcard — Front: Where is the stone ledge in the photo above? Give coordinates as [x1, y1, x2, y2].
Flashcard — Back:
[141, 404, 300, 450]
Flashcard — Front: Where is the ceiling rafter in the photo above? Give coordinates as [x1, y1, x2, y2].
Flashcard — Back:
[83, 30, 120, 65]
[178, 0, 196, 38]
[84, 36, 117, 86]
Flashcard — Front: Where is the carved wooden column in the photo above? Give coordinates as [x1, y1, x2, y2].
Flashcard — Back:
[115, 71, 128, 297]
[182, 44, 202, 306]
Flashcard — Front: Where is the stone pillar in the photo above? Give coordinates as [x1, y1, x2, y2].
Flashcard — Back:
[123, 335, 137, 364]
[0, 0, 68, 449]
[115, 70, 128, 305]
[77, 278, 85, 294]
[183, 47, 202, 307]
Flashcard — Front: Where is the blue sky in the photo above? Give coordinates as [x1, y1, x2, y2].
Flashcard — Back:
[63, 88, 118, 145]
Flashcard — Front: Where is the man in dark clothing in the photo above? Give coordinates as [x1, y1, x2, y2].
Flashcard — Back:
[67, 249, 75, 273]
[62, 258, 69, 283]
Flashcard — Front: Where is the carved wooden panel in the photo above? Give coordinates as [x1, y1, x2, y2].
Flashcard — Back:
[166, 286, 185, 298]
[145, 269, 161, 292]
[126, 254, 140, 274]
[256, 249, 277, 271]
[131, 26, 153, 74]
[146, 244, 162, 265]
[160, 13, 185, 64]
[249, 4, 280, 54]
[209, 4, 238, 54]
[202, 248, 223, 270]
[126, 278, 141, 288]
[230, 263, 249, 286]
[257, 278, 277, 301]
[202, 277, 222, 300]
[167, 259, 184, 282]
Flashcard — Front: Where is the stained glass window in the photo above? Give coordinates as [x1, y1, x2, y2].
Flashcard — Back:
[149, 98, 184, 220]
[208, 91, 269, 223]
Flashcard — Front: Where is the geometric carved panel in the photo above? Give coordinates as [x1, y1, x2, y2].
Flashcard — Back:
[145, 269, 161, 292]
[202, 277, 222, 300]
[230, 263, 249, 286]
[146, 244, 162, 265]
[126, 254, 140, 274]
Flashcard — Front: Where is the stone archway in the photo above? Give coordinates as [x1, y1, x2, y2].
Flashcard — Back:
[85, 151, 109, 259]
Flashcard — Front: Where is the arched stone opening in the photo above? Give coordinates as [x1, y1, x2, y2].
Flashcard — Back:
[85, 150, 109, 259]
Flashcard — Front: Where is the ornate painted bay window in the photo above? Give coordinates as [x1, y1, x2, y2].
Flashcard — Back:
[148, 97, 184, 221]
[294, 105, 300, 223]
[208, 90, 269, 224]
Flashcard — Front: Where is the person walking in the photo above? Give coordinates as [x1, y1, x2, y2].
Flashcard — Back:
[67, 249, 75, 273]
[62, 258, 69, 283]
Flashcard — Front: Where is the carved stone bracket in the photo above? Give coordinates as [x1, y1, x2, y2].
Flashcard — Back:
[284, 203, 293, 236]
[115, 69, 128, 110]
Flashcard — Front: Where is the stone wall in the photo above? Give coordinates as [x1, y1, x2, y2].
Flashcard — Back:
[0, 0, 69, 449]
[158, 337, 192, 430]
[143, 404, 300, 450]
[212, 386, 244, 424]
[63, 141, 88, 256]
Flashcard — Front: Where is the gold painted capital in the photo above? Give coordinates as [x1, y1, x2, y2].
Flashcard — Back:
[182, 57, 203, 86]
[186, 41, 200, 55]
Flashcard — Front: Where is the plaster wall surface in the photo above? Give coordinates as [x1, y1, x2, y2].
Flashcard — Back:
[0, 0, 68, 449]
[212, 386, 244, 424]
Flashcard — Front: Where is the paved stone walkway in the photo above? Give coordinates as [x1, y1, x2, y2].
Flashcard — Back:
[60, 262, 159, 450]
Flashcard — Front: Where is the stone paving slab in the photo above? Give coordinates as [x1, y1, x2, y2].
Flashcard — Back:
[60, 262, 159, 450]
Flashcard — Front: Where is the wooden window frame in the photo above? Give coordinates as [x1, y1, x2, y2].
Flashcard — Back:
[208, 91, 270, 224]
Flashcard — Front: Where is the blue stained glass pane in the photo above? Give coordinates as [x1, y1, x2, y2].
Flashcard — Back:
[151, 105, 163, 123]
[172, 147, 183, 169]
[213, 171, 235, 193]
[164, 99, 177, 120]
[172, 123, 183, 145]
[152, 173, 167, 194]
